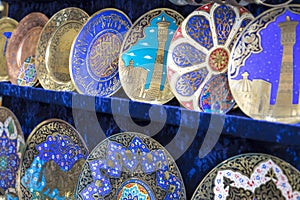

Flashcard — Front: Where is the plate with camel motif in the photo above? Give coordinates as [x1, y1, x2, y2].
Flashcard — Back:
[191, 153, 300, 200]
[70, 8, 132, 97]
[0, 107, 25, 198]
[167, 3, 254, 113]
[6, 12, 48, 85]
[0, 17, 18, 82]
[119, 8, 184, 104]
[18, 119, 89, 199]
[36, 7, 89, 91]
[75, 132, 186, 199]
[228, 6, 300, 123]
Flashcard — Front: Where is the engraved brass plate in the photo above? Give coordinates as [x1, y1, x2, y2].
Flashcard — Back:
[6, 12, 48, 85]
[36, 7, 89, 91]
[119, 8, 183, 104]
[0, 17, 17, 82]
[75, 132, 186, 199]
[70, 8, 132, 96]
[0, 106, 25, 198]
[18, 119, 88, 199]
[191, 153, 300, 200]
[167, 3, 253, 112]
[228, 6, 300, 123]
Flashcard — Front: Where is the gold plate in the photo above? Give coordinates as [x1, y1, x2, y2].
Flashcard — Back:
[228, 6, 300, 123]
[191, 153, 300, 199]
[6, 12, 48, 85]
[18, 119, 89, 199]
[36, 7, 89, 91]
[0, 106, 25, 198]
[0, 17, 17, 82]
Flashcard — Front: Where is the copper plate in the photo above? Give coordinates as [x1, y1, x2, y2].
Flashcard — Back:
[6, 12, 48, 84]
[18, 119, 89, 199]
[0, 17, 17, 81]
[36, 7, 89, 91]
[191, 153, 300, 199]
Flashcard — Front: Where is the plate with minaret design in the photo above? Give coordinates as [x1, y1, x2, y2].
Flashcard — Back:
[0, 17, 18, 82]
[228, 6, 300, 123]
[18, 119, 89, 199]
[70, 8, 132, 97]
[191, 153, 300, 200]
[119, 8, 184, 104]
[75, 132, 186, 199]
[0, 106, 25, 198]
[36, 7, 89, 91]
[167, 3, 254, 113]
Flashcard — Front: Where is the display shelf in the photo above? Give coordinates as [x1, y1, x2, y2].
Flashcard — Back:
[2, 0, 300, 198]
[1, 81, 300, 198]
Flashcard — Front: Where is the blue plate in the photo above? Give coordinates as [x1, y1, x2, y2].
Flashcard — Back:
[76, 132, 186, 199]
[70, 8, 132, 97]
[18, 119, 89, 199]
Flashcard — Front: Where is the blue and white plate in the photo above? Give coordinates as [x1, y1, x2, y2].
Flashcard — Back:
[76, 132, 186, 199]
[70, 8, 132, 97]
[18, 119, 89, 199]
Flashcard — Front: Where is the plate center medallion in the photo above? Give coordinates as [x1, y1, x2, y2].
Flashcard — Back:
[117, 179, 155, 200]
[208, 48, 229, 72]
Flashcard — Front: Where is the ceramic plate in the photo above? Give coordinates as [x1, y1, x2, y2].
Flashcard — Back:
[0, 107, 25, 198]
[17, 56, 38, 87]
[191, 153, 300, 200]
[229, 5, 300, 123]
[6, 12, 48, 85]
[70, 8, 132, 96]
[18, 119, 89, 199]
[119, 8, 183, 105]
[0, 17, 18, 81]
[36, 7, 89, 91]
[167, 3, 253, 113]
[76, 132, 186, 199]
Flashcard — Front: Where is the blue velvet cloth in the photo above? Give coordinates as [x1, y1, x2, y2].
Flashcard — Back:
[2, 0, 300, 198]
[1, 82, 300, 198]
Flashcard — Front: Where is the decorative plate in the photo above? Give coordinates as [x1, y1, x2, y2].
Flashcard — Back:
[6, 12, 48, 85]
[70, 8, 132, 97]
[191, 153, 300, 200]
[119, 8, 184, 104]
[167, 3, 254, 113]
[229, 6, 300, 123]
[18, 119, 89, 199]
[36, 7, 89, 91]
[0, 17, 18, 82]
[0, 106, 25, 197]
[17, 56, 38, 87]
[76, 132, 186, 199]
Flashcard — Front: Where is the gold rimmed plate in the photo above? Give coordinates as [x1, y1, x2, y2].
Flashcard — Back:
[36, 7, 89, 91]
[0, 106, 25, 198]
[18, 119, 89, 199]
[75, 132, 186, 199]
[0, 17, 17, 81]
[191, 153, 300, 199]
[6, 12, 48, 84]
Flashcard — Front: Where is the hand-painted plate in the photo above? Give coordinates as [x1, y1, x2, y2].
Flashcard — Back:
[0, 107, 25, 197]
[17, 56, 38, 87]
[167, 3, 253, 113]
[6, 12, 48, 85]
[36, 7, 89, 91]
[0, 17, 18, 82]
[119, 8, 183, 105]
[191, 153, 300, 200]
[18, 119, 89, 199]
[229, 6, 300, 123]
[76, 132, 186, 199]
[70, 8, 132, 97]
